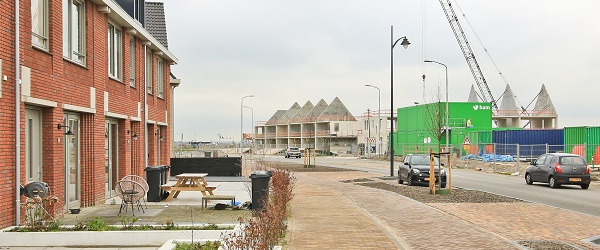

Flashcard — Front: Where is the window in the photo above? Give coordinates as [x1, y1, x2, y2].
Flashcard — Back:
[31, 0, 49, 49]
[108, 21, 122, 80]
[334, 123, 339, 132]
[129, 37, 135, 87]
[536, 155, 546, 165]
[156, 57, 164, 98]
[146, 50, 152, 94]
[62, 0, 85, 64]
[544, 155, 554, 165]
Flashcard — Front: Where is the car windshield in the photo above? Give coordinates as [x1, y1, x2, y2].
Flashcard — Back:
[289, 147, 299, 151]
[410, 155, 440, 165]
[559, 156, 586, 165]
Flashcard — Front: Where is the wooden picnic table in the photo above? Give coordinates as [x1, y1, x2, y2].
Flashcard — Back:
[161, 173, 217, 202]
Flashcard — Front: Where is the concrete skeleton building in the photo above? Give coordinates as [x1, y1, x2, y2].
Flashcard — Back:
[0, 0, 179, 227]
[470, 84, 558, 128]
[255, 97, 371, 155]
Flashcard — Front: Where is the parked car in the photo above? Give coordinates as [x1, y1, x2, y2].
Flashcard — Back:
[285, 147, 302, 158]
[398, 154, 447, 188]
[525, 153, 590, 189]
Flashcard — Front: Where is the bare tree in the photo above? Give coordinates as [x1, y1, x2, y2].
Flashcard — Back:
[424, 85, 445, 154]
[423, 86, 448, 193]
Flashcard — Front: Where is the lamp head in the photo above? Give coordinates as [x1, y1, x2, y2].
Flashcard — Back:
[401, 37, 410, 49]
[57, 124, 74, 135]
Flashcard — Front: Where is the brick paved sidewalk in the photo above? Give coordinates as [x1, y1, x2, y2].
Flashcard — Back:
[286, 171, 520, 250]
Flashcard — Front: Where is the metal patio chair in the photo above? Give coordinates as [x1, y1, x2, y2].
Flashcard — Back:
[121, 175, 149, 209]
[114, 180, 146, 216]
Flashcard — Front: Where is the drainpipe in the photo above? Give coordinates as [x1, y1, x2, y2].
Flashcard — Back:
[143, 43, 149, 168]
[14, 0, 21, 226]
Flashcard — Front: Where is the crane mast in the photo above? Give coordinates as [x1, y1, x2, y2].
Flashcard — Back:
[437, 0, 499, 113]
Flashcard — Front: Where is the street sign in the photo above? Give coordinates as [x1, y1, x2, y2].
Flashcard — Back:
[463, 136, 471, 145]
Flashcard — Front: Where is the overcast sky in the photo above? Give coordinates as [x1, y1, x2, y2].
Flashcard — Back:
[163, 0, 600, 142]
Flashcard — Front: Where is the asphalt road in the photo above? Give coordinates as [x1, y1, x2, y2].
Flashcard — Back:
[262, 155, 600, 217]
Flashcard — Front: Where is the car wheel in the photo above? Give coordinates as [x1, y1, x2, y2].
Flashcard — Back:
[549, 176, 559, 188]
[441, 183, 446, 188]
[285, 155, 288, 158]
[407, 174, 414, 186]
[525, 174, 533, 185]
[581, 184, 590, 189]
[397, 172, 403, 184]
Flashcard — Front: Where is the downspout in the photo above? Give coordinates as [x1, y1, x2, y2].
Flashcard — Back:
[14, 0, 21, 226]
[143, 43, 149, 168]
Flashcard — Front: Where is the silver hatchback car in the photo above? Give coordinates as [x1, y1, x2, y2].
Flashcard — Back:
[525, 153, 590, 189]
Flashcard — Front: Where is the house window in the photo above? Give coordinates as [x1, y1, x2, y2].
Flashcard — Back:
[62, 0, 85, 65]
[129, 37, 135, 87]
[146, 50, 152, 94]
[31, 0, 49, 49]
[156, 58, 164, 98]
[108, 21, 122, 80]
[334, 123, 339, 132]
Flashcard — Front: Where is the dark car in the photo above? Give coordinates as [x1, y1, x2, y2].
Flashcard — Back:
[525, 153, 590, 189]
[398, 154, 447, 188]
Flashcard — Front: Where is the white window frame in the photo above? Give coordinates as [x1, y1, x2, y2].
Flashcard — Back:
[146, 50, 153, 94]
[31, 0, 49, 49]
[108, 21, 123, 80]
[62, 0, 86, 65]
[129, 36, 135, 87]
[157, 57, 164, 98]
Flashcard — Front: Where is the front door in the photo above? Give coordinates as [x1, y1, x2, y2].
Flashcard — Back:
[105, 120, 119, 198]
[64, 113, 80, 210]
[25, 107, 42, 183]
[531, 154, 546, 182]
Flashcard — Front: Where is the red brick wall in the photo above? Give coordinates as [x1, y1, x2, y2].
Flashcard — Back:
[0, 1, 174, 227]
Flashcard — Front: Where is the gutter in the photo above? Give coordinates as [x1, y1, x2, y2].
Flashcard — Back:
[14, 0, 21, 226]
[143, 43, 149, 169]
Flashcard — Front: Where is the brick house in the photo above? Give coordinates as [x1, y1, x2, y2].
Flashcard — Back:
[0, 0, 179, 227]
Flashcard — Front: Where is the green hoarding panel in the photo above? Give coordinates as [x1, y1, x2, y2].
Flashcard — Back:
[447, 102, 493, 130]
[479, 130, 493, 144]
[564, 126, 586, 157]
[397, 102, 492, 133]
[564, 127, 586, 145]
[395, 102, 495, 155]
[586, 127, 600, 164]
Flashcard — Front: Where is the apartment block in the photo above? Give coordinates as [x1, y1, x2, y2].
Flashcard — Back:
[254, 97, 362, 155]
[0, 0, 179, 227]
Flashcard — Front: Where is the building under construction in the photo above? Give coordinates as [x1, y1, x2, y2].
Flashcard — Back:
[253, 97, 361, 154]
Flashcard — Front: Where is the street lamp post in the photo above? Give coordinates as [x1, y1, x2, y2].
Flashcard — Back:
[390, 25, 410, 177]
[241, 95, 254, 156]
[365, 84, 381, 158]
[243, 105, 254, 154]
[367, 108, 371, 158]
[424, 60, 449, 153]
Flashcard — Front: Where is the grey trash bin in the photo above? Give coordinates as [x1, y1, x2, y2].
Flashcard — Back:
[250, 170, 272, 216]
[145, 166, 169, 202]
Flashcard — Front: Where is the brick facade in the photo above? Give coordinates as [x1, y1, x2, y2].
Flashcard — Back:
[0, 0, 177, 227]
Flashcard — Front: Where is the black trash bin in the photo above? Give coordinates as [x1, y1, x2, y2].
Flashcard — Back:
[145, 165, 170, 202]
[250, 170, 272, 216]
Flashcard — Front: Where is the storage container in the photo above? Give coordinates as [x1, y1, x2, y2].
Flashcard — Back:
[492, 129, 564, 158]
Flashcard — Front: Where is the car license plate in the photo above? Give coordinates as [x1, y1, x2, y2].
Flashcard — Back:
[570, 178, 581, 182]
[425, 178, 430, 181]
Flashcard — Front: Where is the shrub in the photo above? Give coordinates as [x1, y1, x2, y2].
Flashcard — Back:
[221, 165, 296, 250]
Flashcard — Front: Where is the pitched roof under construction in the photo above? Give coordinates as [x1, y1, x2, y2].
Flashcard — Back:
[266, 97, 356, 125]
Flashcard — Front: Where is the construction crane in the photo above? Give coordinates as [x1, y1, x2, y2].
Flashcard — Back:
[436, 0, 499, 113]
